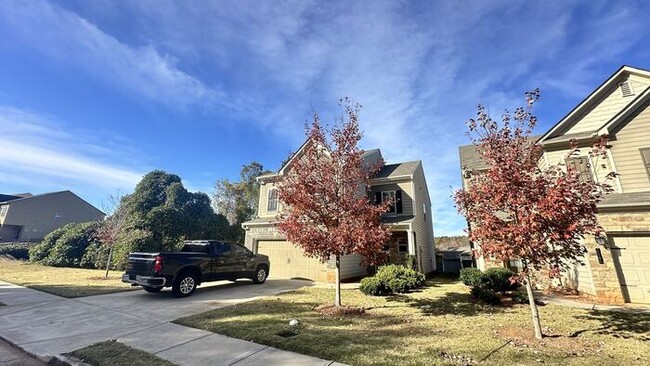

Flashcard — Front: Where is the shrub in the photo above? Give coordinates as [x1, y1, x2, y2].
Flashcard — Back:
[459, 268, 483, 287]
[359, 276, 392, 296]
[40, 222, 102, 267]
[0, 244, 30, 260]
[512, 291, 529, 304]
[483, 267, 520, 293]
[470, 287, 501, 305]
[80, 241, 110, 269]
[29, 224, 71, 262]
[376, 264, 426, 293]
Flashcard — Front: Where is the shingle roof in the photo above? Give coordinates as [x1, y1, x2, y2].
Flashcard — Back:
[458, 145, 488, 171]
[0, 191, 69, 203]
[373, 161, 420, 179]
[458, 136, 542, 172]
[0, 194, 22, 203]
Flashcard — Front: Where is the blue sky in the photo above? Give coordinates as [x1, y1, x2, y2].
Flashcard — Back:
[1, 1, 649, 235]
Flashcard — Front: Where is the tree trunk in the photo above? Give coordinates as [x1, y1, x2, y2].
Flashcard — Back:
[525, 272, 543, 339]
[335, 255, 341, 307]
[105, 246, 114, 279]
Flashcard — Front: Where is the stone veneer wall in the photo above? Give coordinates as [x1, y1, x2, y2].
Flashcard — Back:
[584, 210, 650, 304]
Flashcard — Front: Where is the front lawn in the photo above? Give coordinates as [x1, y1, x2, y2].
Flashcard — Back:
[175, 277, 650, 366]
[0, 258, 136, 298]
[66, 340, 175, 366]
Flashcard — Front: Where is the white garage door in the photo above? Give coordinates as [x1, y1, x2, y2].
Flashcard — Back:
[611, 235, 650, 304]
[256, 240, 329, 281]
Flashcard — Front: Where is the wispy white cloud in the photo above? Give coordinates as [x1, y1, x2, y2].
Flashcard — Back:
[0, 0, 234, 112]
[0, 106, 143, 190]
[2, 0, 648, 234]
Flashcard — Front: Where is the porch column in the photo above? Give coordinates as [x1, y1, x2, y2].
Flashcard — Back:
[407, 230, 415, 256]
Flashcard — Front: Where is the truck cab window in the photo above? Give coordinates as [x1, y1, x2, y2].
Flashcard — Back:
[214, 243, 231, 256]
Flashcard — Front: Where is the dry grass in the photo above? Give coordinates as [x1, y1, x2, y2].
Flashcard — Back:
[66, 340, 175, 366]
[176, 277, 650, 366]
[0, 258, 136, 298]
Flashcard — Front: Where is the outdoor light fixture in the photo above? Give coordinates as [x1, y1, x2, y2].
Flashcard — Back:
[594, 234, 608, 248]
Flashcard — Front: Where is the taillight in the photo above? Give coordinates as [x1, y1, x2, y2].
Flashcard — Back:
[153, 255, 163, 274]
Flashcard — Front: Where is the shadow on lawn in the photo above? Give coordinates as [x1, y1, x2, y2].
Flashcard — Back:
[572, 310, 650, 341]
[386, 291, 506, 316]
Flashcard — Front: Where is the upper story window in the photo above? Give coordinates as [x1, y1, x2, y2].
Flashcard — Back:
[374, 190, 403, 214]
[566, 156, 594, 183]
[641, 148, 650, 181]
[267, 188, 278, 212]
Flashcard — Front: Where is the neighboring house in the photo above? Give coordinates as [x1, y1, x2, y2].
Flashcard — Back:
[459, 65, 650, 304]
[0, 191, 105, 242]
[242, 144, 436, 282]
[435, 236, 474, 274]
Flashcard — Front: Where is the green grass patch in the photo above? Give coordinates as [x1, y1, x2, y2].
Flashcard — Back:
[175, 277, 650, 366]
[0, 258, 136, 298]
[66, 340, 175, 366]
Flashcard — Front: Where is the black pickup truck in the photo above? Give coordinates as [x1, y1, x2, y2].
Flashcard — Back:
[122, 240, 270, 297]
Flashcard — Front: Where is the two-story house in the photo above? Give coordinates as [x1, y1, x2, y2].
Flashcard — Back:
[242, 144, 436, 282]
[459, 65, 650, 304]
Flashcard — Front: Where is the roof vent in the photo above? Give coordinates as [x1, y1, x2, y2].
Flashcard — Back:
[619, 81, 634, 97]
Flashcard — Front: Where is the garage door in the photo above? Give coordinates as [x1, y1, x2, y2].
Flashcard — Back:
[256, 240, 328, 281]
[611, 235, 650, 304]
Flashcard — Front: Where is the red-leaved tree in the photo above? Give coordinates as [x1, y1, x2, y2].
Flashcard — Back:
[277, 100, 392, 307]
[454, 89, 616, 339]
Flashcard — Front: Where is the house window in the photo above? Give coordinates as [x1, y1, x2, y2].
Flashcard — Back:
[382, 191, 396, 214]
[566, 156, 594, 183]
[398, 237, 408, 253]
[641, 148, 650, 181]
[267, 188, 278, 212]
[423, 203, 426, 221]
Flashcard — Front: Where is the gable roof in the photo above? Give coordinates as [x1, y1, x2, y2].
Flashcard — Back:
[0, 194, 22, 203]
[458, 136, 541, 172]
[373, 161, 420, 179]
[539, 65, 650, 142]
[0, 190, 105, 215]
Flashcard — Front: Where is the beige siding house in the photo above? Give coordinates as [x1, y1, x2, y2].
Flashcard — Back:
[459, 65, 650, 304]
[0, 191, 105, 242]
[243, 145, 436, 282]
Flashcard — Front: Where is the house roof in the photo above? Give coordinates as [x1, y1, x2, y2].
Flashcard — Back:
[0, 191, 69, 204]
[598, 191, 650, 209]
[373, 161, 420, 179]
[458, 136, 542, 173]
[0, 194, 23, 203]
[242, 214, 416, 227]
[539, 65, 650, 142]
[458, 145, 488, 172]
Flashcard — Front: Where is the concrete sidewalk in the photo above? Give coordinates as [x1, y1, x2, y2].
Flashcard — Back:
[537, 292, 650, 314]
[0, 280, 344, 365]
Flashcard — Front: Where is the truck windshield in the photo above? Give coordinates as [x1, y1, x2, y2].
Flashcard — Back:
[181, 244, 209, 253]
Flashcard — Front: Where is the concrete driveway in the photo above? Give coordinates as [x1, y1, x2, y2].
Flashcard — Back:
[0, 279, 342, 365]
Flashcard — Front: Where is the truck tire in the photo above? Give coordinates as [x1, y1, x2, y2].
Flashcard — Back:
[172, 272, 198, 297]
[142, 286, 163, 293]
[252, 265, 268, 284]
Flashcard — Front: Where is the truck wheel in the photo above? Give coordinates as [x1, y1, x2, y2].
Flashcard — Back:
[142, 286, 163, 293]
[252, 266, 268, 284]
[173, 272, 197, 297]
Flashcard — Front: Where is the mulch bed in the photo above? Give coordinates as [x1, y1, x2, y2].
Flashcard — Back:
[314, 304, 366, 316]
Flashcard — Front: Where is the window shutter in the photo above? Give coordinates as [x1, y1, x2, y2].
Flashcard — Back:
[642, 148, 650, 179]
[396, 190, 403, 214]
[375, 192, 381, 205]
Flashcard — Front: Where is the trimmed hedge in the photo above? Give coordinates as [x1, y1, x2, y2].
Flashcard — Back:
[460, 267, 520, 305]
[0, 244, 30, 260]
[30, 222, 102, 267]
[360, 264, 426, 296]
